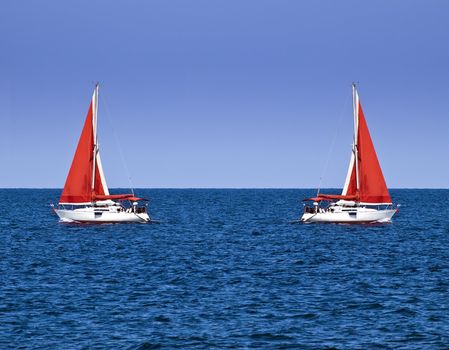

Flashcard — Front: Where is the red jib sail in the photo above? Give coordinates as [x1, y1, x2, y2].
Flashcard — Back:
[59, 85, 110, 204]
[341, 86, 392, 204]
[316, 85, 392, 205]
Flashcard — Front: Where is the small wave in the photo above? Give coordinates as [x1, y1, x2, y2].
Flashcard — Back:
[131, 342, 162, 350]
[250, 332, 295, 341]
[154, 315, 171, 323]
[59, 217, 75, 223]
[394, 307, 417, 317]
[292, 312, 317, 319]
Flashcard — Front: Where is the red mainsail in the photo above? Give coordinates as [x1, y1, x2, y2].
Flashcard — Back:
[342, 87, 392, 204]
[356, 104, 390, 203]
[317, 85, 392, 205]
[59, 86, 110, 204]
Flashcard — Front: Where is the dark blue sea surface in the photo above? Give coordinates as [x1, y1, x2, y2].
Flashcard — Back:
[1, 189, 449, 349]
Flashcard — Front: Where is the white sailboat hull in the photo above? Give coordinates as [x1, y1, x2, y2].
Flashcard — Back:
[55, 207, 150, 223]
[301, 207, 396, 224]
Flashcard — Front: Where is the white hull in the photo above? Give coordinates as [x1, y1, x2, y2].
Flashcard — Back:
[301, 206, 396, 224]
[55, 207, 150, 223]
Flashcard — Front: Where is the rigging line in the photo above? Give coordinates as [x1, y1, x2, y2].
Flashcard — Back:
[302, 214, 317, 223]
[316, 90, 352, 196]
[101, 91, 135, 196]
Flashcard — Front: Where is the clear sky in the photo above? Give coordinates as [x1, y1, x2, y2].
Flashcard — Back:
[1, 0, 448, 188]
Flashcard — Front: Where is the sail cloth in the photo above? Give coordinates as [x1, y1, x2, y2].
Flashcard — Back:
[93, 194, 134, 201]
[318, 86, 392, 205]
[59, 86, 111, 205]
[304, 194, 358, 202]
[351, 100, 391, 204]
[92, 195, 148, 201]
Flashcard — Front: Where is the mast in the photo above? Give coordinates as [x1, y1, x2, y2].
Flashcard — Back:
[352, 83, 360, 193]
[91, 83, 99, 195]
[317, 84, 392, 205]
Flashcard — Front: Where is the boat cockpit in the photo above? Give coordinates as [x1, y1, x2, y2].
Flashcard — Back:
[303, 200, 359, 214]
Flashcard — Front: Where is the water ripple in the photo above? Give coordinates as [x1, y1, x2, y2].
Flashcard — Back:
[1, 189, 449, 349]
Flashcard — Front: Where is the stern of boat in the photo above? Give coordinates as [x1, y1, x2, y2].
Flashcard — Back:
[53, 203, 151, 224]
[300, 205, 397, 224]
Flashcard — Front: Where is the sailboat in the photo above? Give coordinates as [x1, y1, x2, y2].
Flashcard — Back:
[53, 84, 151, 223]
[301, 84, 397, 223]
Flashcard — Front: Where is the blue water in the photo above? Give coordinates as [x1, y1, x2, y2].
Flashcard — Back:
[1, 189, 449, 349]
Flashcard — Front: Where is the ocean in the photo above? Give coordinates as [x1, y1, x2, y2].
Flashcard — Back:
[1, 189, 449, 349]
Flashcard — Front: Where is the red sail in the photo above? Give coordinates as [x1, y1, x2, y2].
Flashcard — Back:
[356, 102, 391, 204]
[320, 88, 392, 205]
[304, 194, 358, 202]
[59, 102, 96, 204]
[59, 85, 128, 205]
[93, 194, 134, 200]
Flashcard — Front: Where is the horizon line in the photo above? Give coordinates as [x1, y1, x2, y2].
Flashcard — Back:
[0, 187, 448, 190]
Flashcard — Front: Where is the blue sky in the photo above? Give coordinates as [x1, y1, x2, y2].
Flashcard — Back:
[1, 0, 448, 188]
